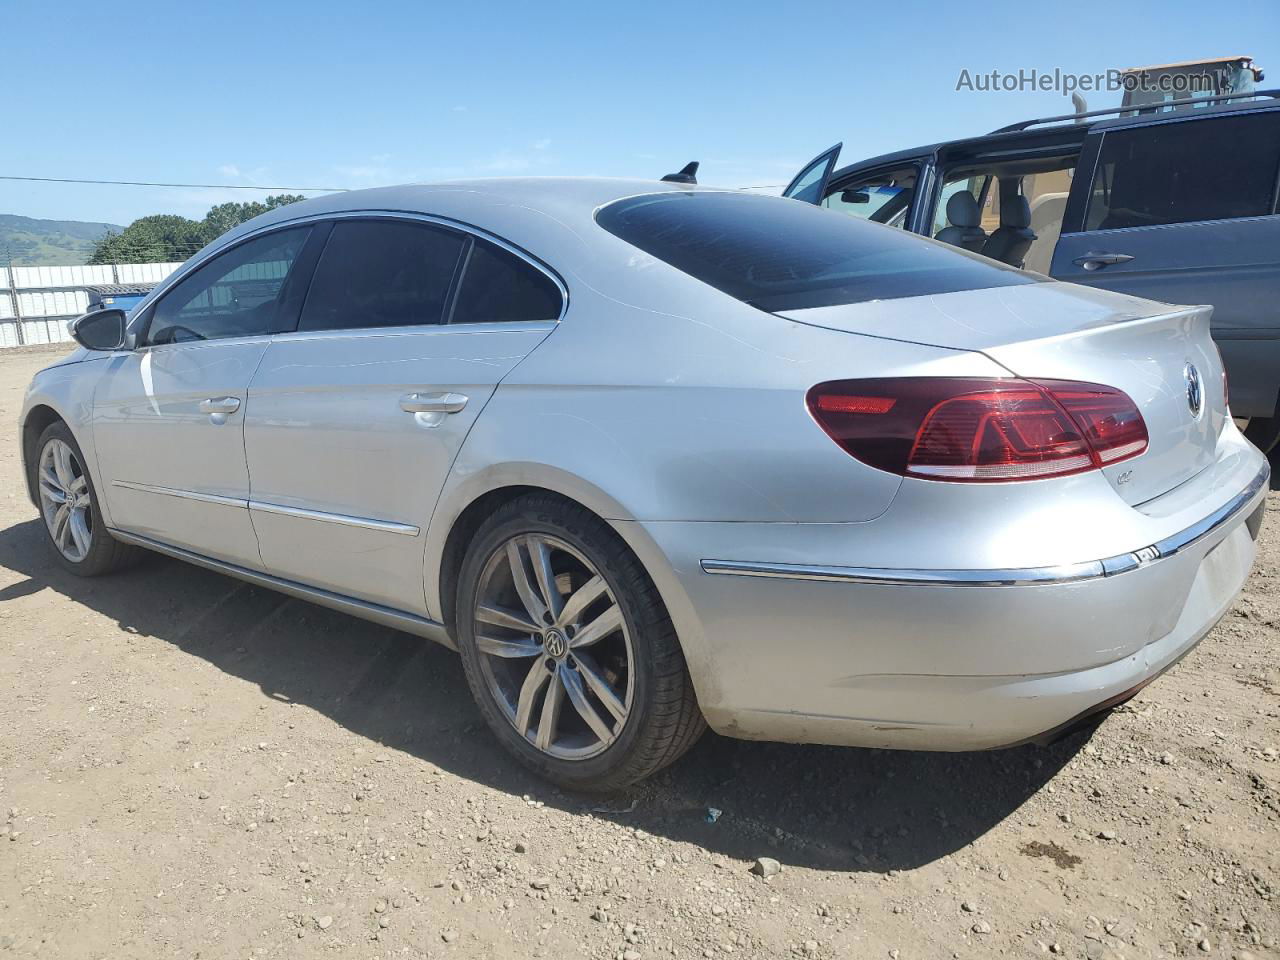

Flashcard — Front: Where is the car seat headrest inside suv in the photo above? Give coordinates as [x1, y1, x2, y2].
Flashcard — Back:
[1002, 195, 1032, 229]
[945, 190, 981, 228]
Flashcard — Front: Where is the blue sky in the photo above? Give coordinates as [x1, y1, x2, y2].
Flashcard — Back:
[5, 0, 1278, 227]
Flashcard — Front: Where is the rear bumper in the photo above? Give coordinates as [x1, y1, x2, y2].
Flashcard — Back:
[700, 458, 1268, 587]
[629, 448, 1268, 751]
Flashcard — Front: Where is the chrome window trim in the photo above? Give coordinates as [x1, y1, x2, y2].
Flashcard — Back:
[270, 318, 556, 344]
[111, 480, 419, 536]
[701, 461, 1269, 588]
[127, 210, 569, 339]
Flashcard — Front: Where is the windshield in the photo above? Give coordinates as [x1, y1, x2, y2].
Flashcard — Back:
[595, 191, 1036, 312]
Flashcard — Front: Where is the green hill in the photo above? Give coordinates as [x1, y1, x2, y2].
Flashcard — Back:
[0, 214, 123, 266]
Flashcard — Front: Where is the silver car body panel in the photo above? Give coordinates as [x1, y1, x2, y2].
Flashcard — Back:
[18, 177, 1269, 753]
[243, 320, 556, 615]
[93, 338, 269, 567]
[701, 456, 1268, 586]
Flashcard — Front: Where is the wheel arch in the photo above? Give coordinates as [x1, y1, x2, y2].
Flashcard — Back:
[21, 403, 70, 506]
[426, 467, 712, 707]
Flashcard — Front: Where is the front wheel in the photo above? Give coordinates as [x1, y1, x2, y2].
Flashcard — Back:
[31, 421, 141, 576]
[455, 495, 704, 791]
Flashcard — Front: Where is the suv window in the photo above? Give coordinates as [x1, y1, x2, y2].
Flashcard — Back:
[450, 238, 562, 323]
[1086, 112, 1280, 231]
[823, 165, 918, 229]
[596, 191, 1036, 312]
[299, 219, 465, 331]
[146, 227, 310, 345]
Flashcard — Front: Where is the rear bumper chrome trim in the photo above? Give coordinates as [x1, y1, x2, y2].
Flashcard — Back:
[699, 558, 1105, 587]
[701, 461, 1269, 588]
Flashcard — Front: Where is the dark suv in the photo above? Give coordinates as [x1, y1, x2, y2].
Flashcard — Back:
[784, 92, 1280, 452]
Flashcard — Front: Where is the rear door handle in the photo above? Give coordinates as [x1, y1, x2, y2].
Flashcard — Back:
[399, 391, 468, 414]
[199, 396, 241, 424]
[1073, 252, 1135, 271]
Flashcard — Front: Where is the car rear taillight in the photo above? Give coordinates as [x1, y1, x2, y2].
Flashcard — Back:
[807, 378, 1148, 482]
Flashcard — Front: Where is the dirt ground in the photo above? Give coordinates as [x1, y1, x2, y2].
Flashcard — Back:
[0, 345, 1276, 960]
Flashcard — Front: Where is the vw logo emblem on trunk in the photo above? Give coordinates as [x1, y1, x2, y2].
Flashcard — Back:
[1184, 362, 1203, 418]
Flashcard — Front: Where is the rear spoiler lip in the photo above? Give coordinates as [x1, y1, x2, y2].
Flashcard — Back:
[774, 296, 1213, 357]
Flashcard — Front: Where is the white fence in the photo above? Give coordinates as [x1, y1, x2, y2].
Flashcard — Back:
[1, 262, 182, 348]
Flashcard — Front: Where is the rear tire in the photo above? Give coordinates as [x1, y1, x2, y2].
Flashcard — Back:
[455, 494, 704, 792]
[30, 421, 142, 577]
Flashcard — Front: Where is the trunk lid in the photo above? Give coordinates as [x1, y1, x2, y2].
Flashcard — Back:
[779, 281, 1227, 505]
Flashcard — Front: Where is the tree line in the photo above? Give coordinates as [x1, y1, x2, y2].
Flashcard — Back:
[88, 195, 307, 264]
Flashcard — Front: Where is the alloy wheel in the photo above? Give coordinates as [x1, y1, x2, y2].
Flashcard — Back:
[37, 438, 93, 563]
[472, 534, 634, 760]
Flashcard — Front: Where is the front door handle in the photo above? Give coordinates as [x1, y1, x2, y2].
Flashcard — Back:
[199, 396, 241, 424]
[1073, 252, 1135, 271]
[400, 392, 468, 414]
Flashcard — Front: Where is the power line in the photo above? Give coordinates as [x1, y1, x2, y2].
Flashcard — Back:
[0, 175, 349, 192]
[2, 173, 788, 193]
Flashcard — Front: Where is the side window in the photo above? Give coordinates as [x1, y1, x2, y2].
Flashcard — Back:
[298, 220, 465, 331]
[1086, 112, 1280, 231]
[822, 165, 918, 229]
[450, 238, 562, 324]
[146, 227, 310, 345]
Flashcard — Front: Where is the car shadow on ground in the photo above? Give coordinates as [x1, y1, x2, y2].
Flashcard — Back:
[0, 517, 1090, 873]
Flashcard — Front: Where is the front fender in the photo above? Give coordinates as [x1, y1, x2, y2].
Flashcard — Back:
[19, 356, 111, 521]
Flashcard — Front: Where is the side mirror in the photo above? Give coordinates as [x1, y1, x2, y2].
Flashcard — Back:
[841, 189, 871, 204]
[69, 308, 128, 351]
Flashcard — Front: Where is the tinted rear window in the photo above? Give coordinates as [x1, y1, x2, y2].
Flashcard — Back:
[451, 237, 563, 324]
[595, 191, 1036, 312]
[1086, 112, 1280, 230]
[299, 220, 465, 331]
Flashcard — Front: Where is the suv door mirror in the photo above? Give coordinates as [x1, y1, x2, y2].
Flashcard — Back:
[70, 308, 128, 351]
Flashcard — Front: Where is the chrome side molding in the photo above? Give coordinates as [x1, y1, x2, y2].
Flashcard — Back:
[702, 461, 1269, 588]
[108, 529, 452, 647]
[110, 480, 420, 536]
[248, 500, 420, 536]
[111, 479, 245, 508]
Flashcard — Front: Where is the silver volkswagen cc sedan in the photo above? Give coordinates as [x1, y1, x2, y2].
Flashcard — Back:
[20, 179, 1269, 790]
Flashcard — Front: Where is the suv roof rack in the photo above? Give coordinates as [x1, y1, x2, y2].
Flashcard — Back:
[990, 88, 1280, 134]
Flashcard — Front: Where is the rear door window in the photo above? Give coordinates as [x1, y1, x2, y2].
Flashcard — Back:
[1085, 112, 1280, 230]
[450, 238, 563, 323]
[299, 219, 465, 331]
[596, 191, 1036, 313]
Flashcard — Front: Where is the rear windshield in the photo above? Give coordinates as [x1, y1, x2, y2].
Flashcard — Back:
[595, 191, 1037, 312]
